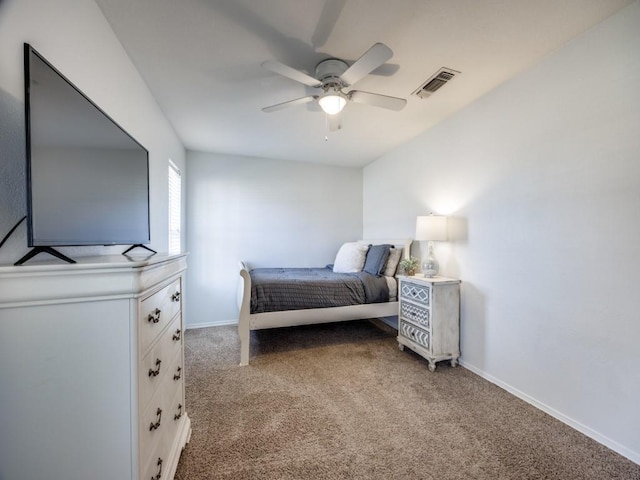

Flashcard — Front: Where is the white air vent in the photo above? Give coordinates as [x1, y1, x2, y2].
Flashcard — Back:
[413, 67, 460, 99]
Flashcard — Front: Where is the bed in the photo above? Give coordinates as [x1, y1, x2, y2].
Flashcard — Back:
[237, 239, 411, 365]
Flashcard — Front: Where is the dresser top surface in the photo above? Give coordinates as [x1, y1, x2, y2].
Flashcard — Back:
[0, 253, 188, 306]
[0, 252, 188, 274]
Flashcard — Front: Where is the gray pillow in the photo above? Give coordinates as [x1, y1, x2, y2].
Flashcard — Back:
[383, 247, 403, 277]
[363, 244, 392, 276]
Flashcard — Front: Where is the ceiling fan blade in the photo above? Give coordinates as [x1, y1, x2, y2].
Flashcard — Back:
[349, 91, 407, 111]
[311, 0, 346, 48]
[340, 43, 393, 86]
[262, 60, 322, 88]
[262, 95, 318, 113]
[327, 113, 342, 132]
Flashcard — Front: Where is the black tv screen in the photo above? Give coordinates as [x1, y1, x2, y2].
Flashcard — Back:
[24, 44, 150, 247]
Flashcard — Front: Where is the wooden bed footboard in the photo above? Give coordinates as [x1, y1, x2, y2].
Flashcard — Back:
[237, 262, 252, 366]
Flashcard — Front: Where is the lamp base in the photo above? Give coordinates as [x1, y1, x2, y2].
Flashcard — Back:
[422, 241, 439, 277]
[422, 258, 439, 277]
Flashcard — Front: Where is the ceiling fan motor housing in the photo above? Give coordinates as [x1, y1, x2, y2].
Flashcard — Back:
[315, 58, 349, 88]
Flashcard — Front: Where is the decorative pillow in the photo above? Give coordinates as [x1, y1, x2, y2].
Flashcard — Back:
[383, 247, 403, 277]
[332, 242, 369, 273]
[363, 244, 392, 276]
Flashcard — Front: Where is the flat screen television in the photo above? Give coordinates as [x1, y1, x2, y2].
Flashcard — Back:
[19, 44, 151, 265]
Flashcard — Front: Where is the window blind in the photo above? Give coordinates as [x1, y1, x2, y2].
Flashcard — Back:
[168, 160, 181, 254]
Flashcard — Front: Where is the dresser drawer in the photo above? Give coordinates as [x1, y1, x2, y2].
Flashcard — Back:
[139, 278, 182, 354]
[140, 351, 184, 474]
[399, 320, 430, 350]
[400, 301, 430, 329]
[139, 313, 183, 410]
[141, 387, 185, 480]
[141, 344, 183, 418]
[400, 281, 430, 306]
[165, 385, 186, 456]
[143, 455, 165, 480]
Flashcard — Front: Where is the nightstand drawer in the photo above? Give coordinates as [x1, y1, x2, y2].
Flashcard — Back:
[399, 320, 430, 350]
[400, 281, 430, 306]
[400, 301, 430, 329]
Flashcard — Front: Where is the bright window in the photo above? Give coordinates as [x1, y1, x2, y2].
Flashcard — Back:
[168, 160, 181, 254]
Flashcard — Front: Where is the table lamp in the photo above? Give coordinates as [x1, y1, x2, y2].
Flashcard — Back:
[415, 214, 447, 277]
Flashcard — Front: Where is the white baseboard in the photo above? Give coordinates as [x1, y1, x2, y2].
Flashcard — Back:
[186, 319, 238, 330]
[460, 360, 640, 466]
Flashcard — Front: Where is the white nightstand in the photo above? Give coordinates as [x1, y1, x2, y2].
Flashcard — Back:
[397, 275, 461, 372]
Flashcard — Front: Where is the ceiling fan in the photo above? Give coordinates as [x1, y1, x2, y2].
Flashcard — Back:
[261, 43, 406, 127]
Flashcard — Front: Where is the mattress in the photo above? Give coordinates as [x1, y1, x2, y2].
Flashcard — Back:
[250, 267, 392, 314]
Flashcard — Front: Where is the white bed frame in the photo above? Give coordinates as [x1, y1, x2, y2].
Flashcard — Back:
[237, 239, 411, 365]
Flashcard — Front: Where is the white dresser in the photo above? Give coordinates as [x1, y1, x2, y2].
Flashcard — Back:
[397, 275, 461, 372]
[0, 254, 191, 480]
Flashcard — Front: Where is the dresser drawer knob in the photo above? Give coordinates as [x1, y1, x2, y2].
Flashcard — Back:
[148, 358, 161, 377]
[149, 407, 162, 431]
[173, 366, 182, 381]
[148, 308, 161, 323]
[171, 291, 181, 302]
[151, 457, 162, 480]
[172, 329, 182, 341]
[174, 403, 183, 420]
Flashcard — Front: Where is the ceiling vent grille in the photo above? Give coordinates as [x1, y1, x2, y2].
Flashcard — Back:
[413, 67, 460, 99]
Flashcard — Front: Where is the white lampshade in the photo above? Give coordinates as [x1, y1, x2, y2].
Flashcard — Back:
[318, 91, 346, 115]
[415, 214, 447, 241]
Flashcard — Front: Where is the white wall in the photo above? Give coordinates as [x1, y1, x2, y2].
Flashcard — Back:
[0, 0, 186, 265]
[364, 2, 640, 463]
[186, 151, 362, 327]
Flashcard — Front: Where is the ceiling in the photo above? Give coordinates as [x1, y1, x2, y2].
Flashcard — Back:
[95, 0, 632, 167]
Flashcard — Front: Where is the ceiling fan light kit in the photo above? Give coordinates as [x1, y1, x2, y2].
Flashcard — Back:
[261, 42, 406, 127]
[319, 89, 347, 115]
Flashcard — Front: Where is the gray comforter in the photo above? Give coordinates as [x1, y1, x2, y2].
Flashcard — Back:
[250, 267, 390, 314]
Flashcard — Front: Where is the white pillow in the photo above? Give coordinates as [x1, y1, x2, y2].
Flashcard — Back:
[333, 242, 369, 273]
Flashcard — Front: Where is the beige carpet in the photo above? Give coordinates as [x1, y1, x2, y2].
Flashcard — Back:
[175, 320, 639, 480]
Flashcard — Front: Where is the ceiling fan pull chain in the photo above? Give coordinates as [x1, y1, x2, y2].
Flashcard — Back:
[325, 114, 329, 141]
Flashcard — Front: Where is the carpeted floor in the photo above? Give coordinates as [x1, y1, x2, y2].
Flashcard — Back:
[174, 320, 640, 480]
